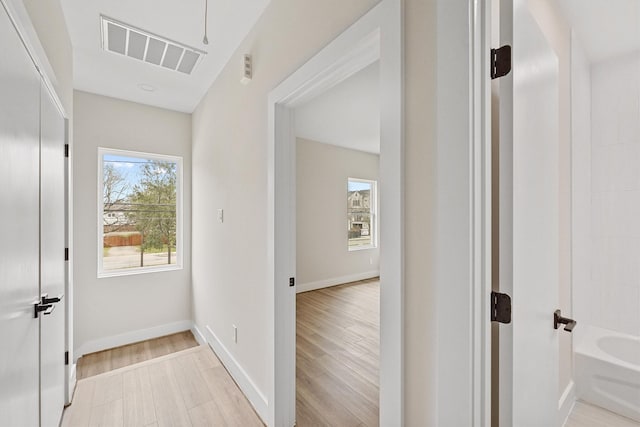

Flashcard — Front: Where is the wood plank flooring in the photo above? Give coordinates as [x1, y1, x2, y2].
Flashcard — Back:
[296, 278, 380, 426]
[77, 331, 199, 380]
[62, 345, 264, 426]
[565, 401, 640, 427]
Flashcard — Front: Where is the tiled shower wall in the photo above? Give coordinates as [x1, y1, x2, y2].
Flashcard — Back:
[587, 53, 640, 337]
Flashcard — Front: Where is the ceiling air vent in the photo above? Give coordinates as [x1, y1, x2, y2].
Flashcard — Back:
[100, 15, 206, 75]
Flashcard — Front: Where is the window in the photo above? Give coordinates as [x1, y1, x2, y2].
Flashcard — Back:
[98, 148, 183, 277]
[347, 178, 377, 250]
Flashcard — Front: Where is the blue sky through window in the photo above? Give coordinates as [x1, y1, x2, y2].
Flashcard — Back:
[103, 153, 179, 198]
[348, 181, 371, 192]
[103, 154, 153, 192]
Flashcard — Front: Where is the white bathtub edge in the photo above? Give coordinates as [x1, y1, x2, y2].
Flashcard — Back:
[559, 380, 576, 427]
[574, 325, 640, 422]
[575, 325, 640, 373]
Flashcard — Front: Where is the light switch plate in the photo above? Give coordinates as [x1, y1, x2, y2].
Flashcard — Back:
[217, 208, 224, 223]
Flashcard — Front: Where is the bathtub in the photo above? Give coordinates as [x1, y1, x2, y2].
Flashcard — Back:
[574, 325, 640, 422]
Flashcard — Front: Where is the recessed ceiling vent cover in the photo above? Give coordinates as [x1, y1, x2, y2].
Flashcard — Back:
[100, 15, 206, 75]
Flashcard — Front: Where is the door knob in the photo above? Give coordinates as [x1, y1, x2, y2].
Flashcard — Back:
[554, 310, 576, 332]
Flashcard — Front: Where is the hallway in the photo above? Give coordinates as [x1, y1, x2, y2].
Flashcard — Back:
[62, 345, 263, 426]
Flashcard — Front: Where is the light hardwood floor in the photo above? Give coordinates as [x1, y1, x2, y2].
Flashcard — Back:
[69, 283, 636, 427]
[62, 345, 264, 426]
[296, 278, 380, 426]
[565, 401, 640, 427]
[77, 331, 199, 380]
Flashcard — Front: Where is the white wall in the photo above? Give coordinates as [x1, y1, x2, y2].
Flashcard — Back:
[404, 1, 438, 421]
[192, 0, 440, 424]
[434, 1, 475, 422]
[73, 90, 192, 359]
[586, 53, 640, 337]
[23, 0, 73, 114]
[296, 138, 379, 292]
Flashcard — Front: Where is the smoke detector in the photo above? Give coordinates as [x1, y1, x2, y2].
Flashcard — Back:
[100, 15, 206, 75]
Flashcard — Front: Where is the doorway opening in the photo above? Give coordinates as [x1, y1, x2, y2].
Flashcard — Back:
[561, 1, 640, 424]
[293, 59, 381, 424]
[267, 0, 402, 424]
[490, 0, 640, 425]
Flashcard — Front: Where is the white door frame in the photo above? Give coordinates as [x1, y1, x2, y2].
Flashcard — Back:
[471, 0, 493, 425]
[472, 0, 492, 424]
[435, 0, 492, 425]
[267, 0, 403, 425]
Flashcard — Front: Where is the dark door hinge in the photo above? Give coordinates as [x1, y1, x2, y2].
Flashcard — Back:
[491, 291, 511, 324]
[65, 247, 69, 261]
[64, 143, 69, 158]
[65, 351, 69, 366]
[491, 45, 512, 80]
[289, 277, 295, 287]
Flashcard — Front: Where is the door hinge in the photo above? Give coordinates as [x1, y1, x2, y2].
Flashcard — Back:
[65, 351, 69, 366]
[491, 45, 512, 80]
[64, 143, 69, 158]
[491, 291, 512, 324]
[65, 247, 69, 261]
[289, 277, 295, 287]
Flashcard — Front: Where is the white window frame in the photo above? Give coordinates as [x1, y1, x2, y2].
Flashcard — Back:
[347, 177, 377, 251]
[97, 147, 183, 278]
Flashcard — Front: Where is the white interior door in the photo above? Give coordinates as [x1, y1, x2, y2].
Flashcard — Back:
[0, 4, 42, 426]
[39, 83, 66, 427]
[498, 0, 560, 426]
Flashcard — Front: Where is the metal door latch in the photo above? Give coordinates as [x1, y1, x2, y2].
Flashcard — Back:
[33, 293, 63, 318]
[554, 310, 576, 332]
[34, 302, 54, 318]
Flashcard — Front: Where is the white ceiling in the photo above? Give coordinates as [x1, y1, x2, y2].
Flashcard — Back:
[558, 0, 640, 63]
[60, 0, 270, 113]
[294, 61, 380, 155]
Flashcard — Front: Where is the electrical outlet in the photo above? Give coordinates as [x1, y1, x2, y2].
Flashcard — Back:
[217, 208, 224, 223]
[233, 324, 237, 343]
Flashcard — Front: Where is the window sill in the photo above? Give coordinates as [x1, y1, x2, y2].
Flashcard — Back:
[98, 264, 183, 279]
[348, 245, 377, 252]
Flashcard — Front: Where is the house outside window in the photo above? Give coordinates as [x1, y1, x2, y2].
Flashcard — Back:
[347, 178, 377, 250]
[98, 148, 183, 277]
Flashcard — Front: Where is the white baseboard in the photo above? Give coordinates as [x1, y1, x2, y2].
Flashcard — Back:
[559, 380, 576, 427]
[73, 319, 193, 362]
[191, 323, 206, 346]
[296, 270, 379, 293]
[66, 363, 76, 404]
[203, 325, 268, 424]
